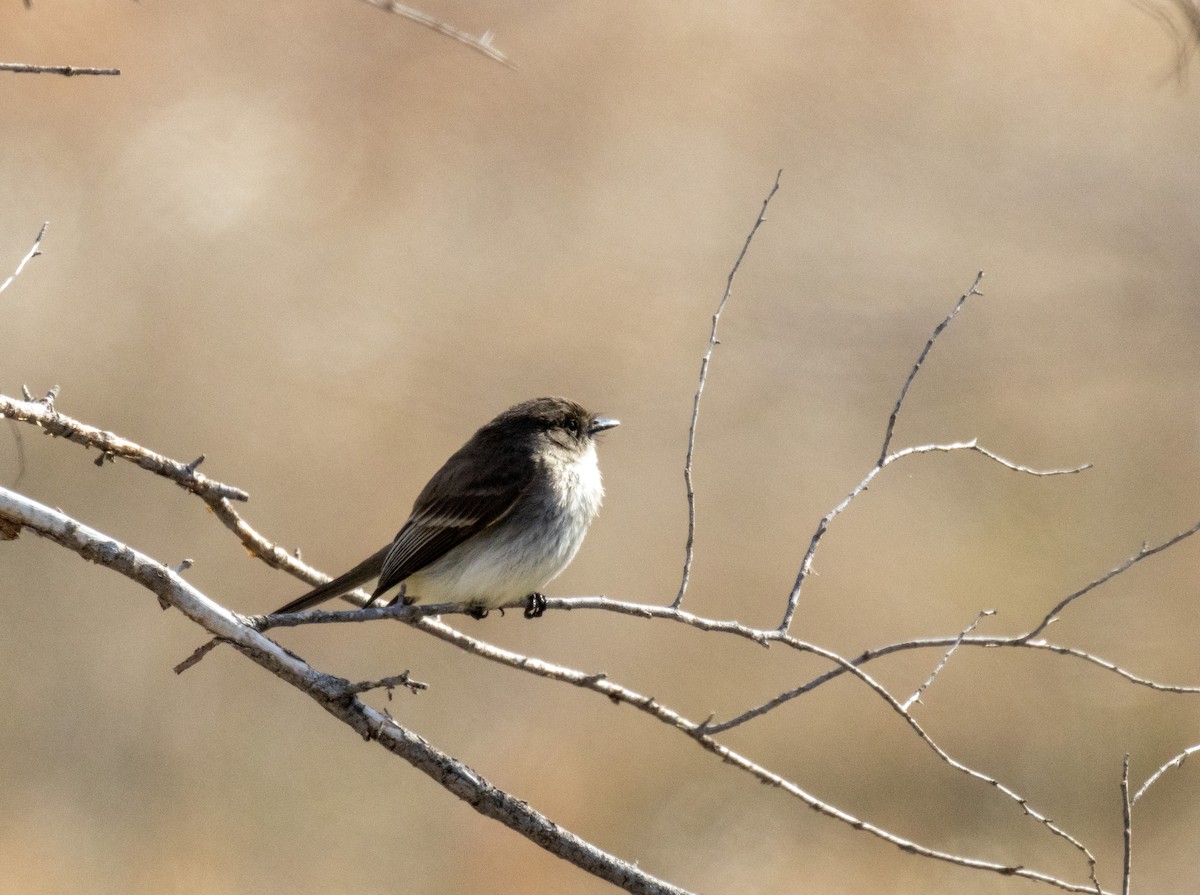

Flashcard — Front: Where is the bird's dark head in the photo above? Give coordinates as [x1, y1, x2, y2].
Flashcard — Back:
[493, 397, 619, 452]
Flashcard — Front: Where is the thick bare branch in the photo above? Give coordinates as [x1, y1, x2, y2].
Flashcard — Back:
[0, 486, 693, 895]
[0, 62, 119, 76]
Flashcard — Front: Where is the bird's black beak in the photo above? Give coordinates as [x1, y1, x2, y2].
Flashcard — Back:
[589, 417, 620, 435]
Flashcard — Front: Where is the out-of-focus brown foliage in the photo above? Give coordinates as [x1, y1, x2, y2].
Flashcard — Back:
[1, 3, 1198, 893]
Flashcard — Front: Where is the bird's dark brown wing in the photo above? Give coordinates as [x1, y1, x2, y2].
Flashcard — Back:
[373, 444, 533, 598]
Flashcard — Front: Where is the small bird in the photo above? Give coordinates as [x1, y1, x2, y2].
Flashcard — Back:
[271, 397, 618, 619]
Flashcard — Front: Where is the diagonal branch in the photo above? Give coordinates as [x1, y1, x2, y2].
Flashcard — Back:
[354, 0, 516, 69]
[1020, 518, 1200, 640]
[902, 609, 995, 711]
[0, 392, 249, 502]
[0, 222, 48, 297]
[879, 271, 984, 463]
[1131, 743, 1200, 805]
[0, 485, 693, 895]
[0, 475, 1113, 894]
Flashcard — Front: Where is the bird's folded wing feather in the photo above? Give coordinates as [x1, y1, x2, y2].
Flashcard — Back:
[374, 449, 533, 597]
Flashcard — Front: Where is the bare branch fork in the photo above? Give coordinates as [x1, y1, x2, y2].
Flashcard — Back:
[4, 199, 1198, 893]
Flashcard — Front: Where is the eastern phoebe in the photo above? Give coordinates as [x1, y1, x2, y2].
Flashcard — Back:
[271, 397, 618, 618]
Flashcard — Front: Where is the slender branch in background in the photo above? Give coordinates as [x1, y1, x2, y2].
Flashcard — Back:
[902, 609, 995, 711]
[354, 0, 517, 69]
[0, 222, 48, 297]
[675, 169, 781, 609]
[1121, 755, 1132, 895]
[0, 62, 120, 76]
[2, 225, 45, 488]
[777, 273, 997, 632]
[1131, 743, 1200, 804]
[1134, 0, 1200, 80]
[1020, 519, 1200, 640]
[879, 271, 984, 463]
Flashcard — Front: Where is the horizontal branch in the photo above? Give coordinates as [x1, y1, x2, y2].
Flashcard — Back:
[0, 61, 120, 76]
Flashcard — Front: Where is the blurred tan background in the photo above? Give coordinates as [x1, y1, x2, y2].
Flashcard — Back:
[2, 1, 1199, 892]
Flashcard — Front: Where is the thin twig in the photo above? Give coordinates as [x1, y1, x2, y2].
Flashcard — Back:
[675, 170, 782, 609]
[0, 62, 119, 76]
[1021, 518, 1200, 640]
[341, 671, 428, 697]
[777, 272, 989, 633]
[1121, 755, 1132, 895]
[0, 222, 48, 297]
[1131, 743, 1200, 804]
[902, 609, 995, 710]
[354, 0, 516, 69]
[879, 271, 984, 463]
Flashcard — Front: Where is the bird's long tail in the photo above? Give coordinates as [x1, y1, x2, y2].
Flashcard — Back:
[270, 546, 390, 614]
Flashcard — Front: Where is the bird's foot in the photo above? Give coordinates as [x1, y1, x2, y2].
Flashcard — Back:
[524, 593, 548, 619]
[468, 606, 489, 620]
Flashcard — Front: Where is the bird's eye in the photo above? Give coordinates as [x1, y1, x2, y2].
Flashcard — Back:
[563, 417, 579, 433]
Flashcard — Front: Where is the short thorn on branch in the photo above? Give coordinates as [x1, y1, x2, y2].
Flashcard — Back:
[339, 672, 429, 699]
